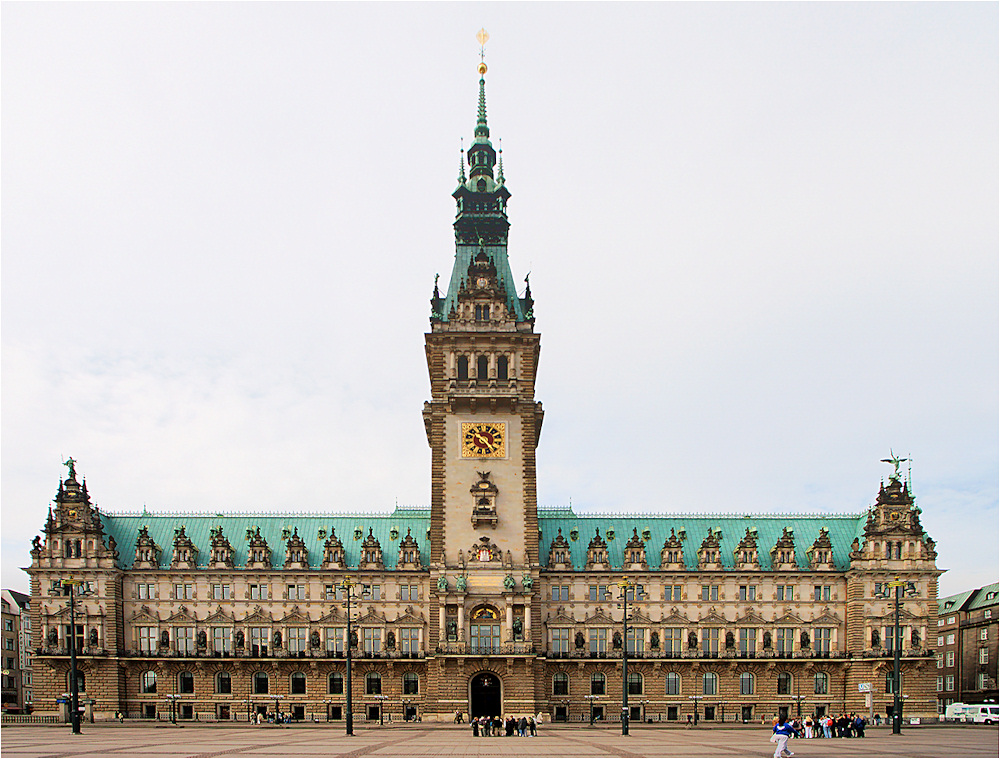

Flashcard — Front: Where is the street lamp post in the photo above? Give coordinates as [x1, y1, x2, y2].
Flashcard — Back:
[53, 578, 91, 735]
[688, 695, 701, 727]
[876, 576, 917, 735]
[338, 578, 370, 736]
[615, 577, 642, 736]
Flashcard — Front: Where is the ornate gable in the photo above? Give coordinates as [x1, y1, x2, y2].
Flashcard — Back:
[585, 528, 609, 570]
[811, 608, 841, 626]
[660, 528, 685, 569]
[165, 606, 197, 624]
[356, 606, 386, 626]
[585, 610, 615, 626]
[548, 528, 571, 569]
[661, 607, 690, 626]
[129, 605, 161, 624]
[770, 527, 797, 570]
[623, 528, 647, 570]
[170, 526, 197, 569]
[806, 527, 835, 570]
[246, 527, 271, 569]
[134, 526, 161, 569]
[546, 607, 576, 626]
[735, 608, 767, 625]
[700, 607, 727, 626]
[359, 528, 384, 570]
[698, 528, 723, 570]
[209, 525, 235, 568]
[393, 607, 426, 626]
[284, 527, 309, 569]
[316, 608, 348, 625]
[397, 528, 422, 569]
[629, 609, 652, 625]
[734, 527, 760, 569]
[321, 528, 346, 569]
[244, 606, 273, 625]
[773, 610, 805, 626]
[278, 606, 311, 625]
[204, 606, 235, 624]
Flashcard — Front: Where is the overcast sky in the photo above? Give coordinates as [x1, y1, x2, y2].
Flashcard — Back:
[3, 2, 996, 597]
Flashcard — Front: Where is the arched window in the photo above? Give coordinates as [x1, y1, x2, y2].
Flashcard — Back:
[290, 672, 306, 695]
[665, 671, 681, 696]
[627, 672, 643, 695]
[178, 671, 194, 694]
[140, 671, 156, 694]
[328, 672, 344, 695]
[590, 672, 606, 696]
[366, 673, 382, 695]
[497, 356, 508, 381]
[68, 670, 86, 692]
[813, 672, 828, 695]
[702, 672, 718, 696]
[216, 671, 232, 694]
[477, 355, 489, 380]
[253, 671, 269, 695]
[553, 672, 569, 696]
[402, 672, 419, 695]
[457, 356, 469, 381]
[777, 672, 792, 695]
[739, 671, 754, 696]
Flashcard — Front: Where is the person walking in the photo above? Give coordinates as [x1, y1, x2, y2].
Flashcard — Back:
[772, 718, 795, 758]
[528, 716, 536, 736]
[804, 715, 813, 739]
[518, 715, 527, 736]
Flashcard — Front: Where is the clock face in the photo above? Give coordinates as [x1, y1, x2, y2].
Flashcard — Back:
[461, 422, 506, 458]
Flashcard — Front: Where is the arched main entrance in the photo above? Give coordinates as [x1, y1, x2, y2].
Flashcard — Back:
[470, 672, 502, 718]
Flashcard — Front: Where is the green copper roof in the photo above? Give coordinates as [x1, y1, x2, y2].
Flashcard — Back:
[538, 510, 868, 571]
[439, 243, 527, 322]
[966, 583, 999, 611]
[938, 588, 977, 613]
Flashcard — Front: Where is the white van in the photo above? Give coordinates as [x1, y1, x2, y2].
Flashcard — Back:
[971, 705, 999, 725]
[944, 703, 975, 722]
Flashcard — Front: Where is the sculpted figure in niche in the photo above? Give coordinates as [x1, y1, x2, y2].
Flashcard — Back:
[47, 627, 58, 646]
[160, 630, 170, 648]
[800, 631, 810, 648]
[612, 631, 622, 649]
[446, 621, 458, 640]
[911, 629, 921, 648]
[235, 630, 245, 648]
[762, 631, 772, 649]
[310, 630, 321, 649]
[871, 629, 880, 648]
[687, 631, 698, 650]
[649, 631, 660, 650]
[89, 628, 99, 646]
[575, 631, 585, 649]
[386, 630, 396, 650]
[197, 630, 207, 648]
[725, 631, 735, 649]
[272, 630, 282, 649]
[512, 618, 523, 640]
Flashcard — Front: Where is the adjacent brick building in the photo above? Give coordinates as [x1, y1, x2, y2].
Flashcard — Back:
[24, 54, 942, 725]
[1, 589, 32, 713]
[936, 583, 998, 712]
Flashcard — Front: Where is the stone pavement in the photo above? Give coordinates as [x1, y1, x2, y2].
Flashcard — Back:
[1, 723, 997, 758]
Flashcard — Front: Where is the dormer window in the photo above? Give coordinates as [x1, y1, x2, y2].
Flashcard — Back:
[497, 356, 508, 380]
[475, 305, 488, 321]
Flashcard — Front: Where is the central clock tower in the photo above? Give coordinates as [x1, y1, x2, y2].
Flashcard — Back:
[422, 60, 543, 655]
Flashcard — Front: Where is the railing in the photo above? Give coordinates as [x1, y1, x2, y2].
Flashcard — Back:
[1, 715, 60, 724]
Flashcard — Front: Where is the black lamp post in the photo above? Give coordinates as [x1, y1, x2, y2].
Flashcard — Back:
[338, 579, 369, 736]
[615, 576, 642, 736]
[54, 578, 91, 735]
[876, 576, 917, 735]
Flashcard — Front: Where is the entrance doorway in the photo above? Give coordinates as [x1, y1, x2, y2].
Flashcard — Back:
[741, 705, 753, 723]
[470, 672, 502, 718]
[778, 706, 789, 722]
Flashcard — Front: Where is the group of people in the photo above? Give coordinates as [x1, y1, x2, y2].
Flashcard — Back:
[772, 713, 869, 756]
[470, 714, 537, 737]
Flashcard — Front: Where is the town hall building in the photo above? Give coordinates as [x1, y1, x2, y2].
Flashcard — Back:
[26, 55, 941, 726]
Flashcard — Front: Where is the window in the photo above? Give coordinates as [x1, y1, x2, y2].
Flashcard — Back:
[476, 354, 489, 378]
[553, 672, 569, 695]
[253, 672, 269, 694]
[624, 585, 644, 601]
[947, 616, 956, 625]
[981, 628, 989, 641]
[211, 584, 231, 600]
[216, 671, 232, 694]
[664, 585, 682, 601]
[738, 586, 757, 602]
[591, 672, 606, 695]
[665, 671, 681, 695]
[362, 628, 382, 654]
[702, 672, 718, 696]
[291, 672, 306, 694]
[400, 585, 419, 602]
[663, 628, 682, 654]
[777, 672, 792, 695]
[457, 356, 469, 381]
[402, 672, 419, 695]
[175, 627, 194, 655]
[702, 628, 720, 654]
[589, 628, 607, 654]
[497, 355, 508, 381]
[701, 585, 719, 602]
[937, 619, 944, 627]
[286, 584, 305, 601]
[400, 628, 420, 654]
[588, 585, 610, 601]
[365, 673, 382, 695]
[946, 633, 955, 645]
[250, 627, 269, 655]
[937, 635, 944, 647]
[814, 628, 831, 653]
[980, 648, 989, 665]
[936, 675, 944, 691]
[249, 584, 269, 600]
[627, 672, 643, 695]
[886, 672, 902, 693]
[814, 585, 831, 602]
[777, 585, 794, 602]
[986, 610, 993, 619]
[212, 627, 232, 654]
[550, 586, 569, 602]
[3, 620, 12, 632]
[140, 671, 156, 694]
[739, 628, 756, 654]
[945, 676, 954, 692]
[285, 627, 306, 654]
[626, 628, 644, 654]
[740, 672, 754, 695]
[174, 583, 194, 600]
[178, 671, 194, 694]
[138, 626, 157, 653]
[777, 628, 794, 654]
[328, 672, 343, 694]
[813, 672, 828, 695]
[946, 651, 955, 667]
[978, 673, 990, 690]
[936, 653, 943, 669]
[884, 626, 902, 652]
[137, 583, 155, 600]
[365, 584, 381, 601]
[551, 628, 570, 654]
[326, 627, 345, 654]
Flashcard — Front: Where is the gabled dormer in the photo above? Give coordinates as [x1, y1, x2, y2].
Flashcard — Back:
[470, 470, 498, 528]
[698, 528, 723, 570]
[770, 527, 797, 570]
[170, 526, 197, 569]
[548, 528, 571, 569]
[359, 528, 384, 570]
[623, 528, 647, 570]
[134, 526, 161, 570]
[806, 527, 835, 570]
[322, 528, 346, 569]
[246, 527, 271, 569]
[733, 528, 760, 569]
[660, 528, 685, 569]
[585, 528, 609, 570]
[397, 529, 422, 570]
[36, 460, 117, 569]
[284, 528, 309, 569]
[209, 526, 234, 569]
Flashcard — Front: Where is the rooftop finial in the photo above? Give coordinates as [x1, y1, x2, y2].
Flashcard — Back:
[497, 138, 505, 185]
[476, 27, 489, 72]
[458, 138, 466, 183]
[475, 29, 489, 137]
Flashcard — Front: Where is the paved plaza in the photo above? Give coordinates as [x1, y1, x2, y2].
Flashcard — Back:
[1, 723, 997, 758]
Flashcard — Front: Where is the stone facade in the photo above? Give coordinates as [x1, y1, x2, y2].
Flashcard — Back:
[935, 583, 998, 711]
[24, 59, 941, 725]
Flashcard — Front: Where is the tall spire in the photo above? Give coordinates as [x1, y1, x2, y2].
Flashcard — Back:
[475, 70, 489, 139]
[458, 139, 466, 183]
[497, 138, 505, 185]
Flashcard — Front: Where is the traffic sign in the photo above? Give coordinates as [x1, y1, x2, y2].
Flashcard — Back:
[858, 682, 871, 692]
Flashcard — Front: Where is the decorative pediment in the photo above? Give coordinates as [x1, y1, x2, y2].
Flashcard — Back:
[397, 528, 422, 569]
[874, 607, 923, 623]
[322, 528, 346, 569]
[470, 471, 499, 528]
[661, 607, 691, 626]
[773, 611, 805, 626]
[316, 608, 348, 625]
[629, 609, 652, 625]
[284, 527, 309, 569]
[278, 606, 311, 625]
[356, 607, 386, 626]
[204, 606, 235, 624]
[811, 608, 841, 626]
[130, 605, 160, 624]
[585, 610, 615, 626]
[548, 528, 571, 568]
[735, 608, 767, 625]
[585, 528, 609, 568]
[546, 608, 576, 626]
[734, 527, 760, 568]
[700, 608, 727, 625]
[623, 528, 647, 569]
[244, 606, 273, 625]
[165, 606, 197, 624]
[393, 609, 426, 626]
[359, 528, 384, 570]
[770, 526, 797, 569]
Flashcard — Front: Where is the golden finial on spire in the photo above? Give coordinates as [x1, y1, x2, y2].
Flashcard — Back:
[476, 28, 489, 74]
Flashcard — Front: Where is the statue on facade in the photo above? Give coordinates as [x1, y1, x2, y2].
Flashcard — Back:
[159, 630, 169, 648]
[513, 618, 523, 640]
[437, 576, 448, 591]
[575, 631, 585, 650]
[446, 621, 457, 640]
[687, 631, 698, 650]
[386, 630, 396, 650]
[31, 535, 42, 552]
[456, 575, 467, 592]
[871, 629, 880, 648]
[911, 629, 921, 648]
[235, 630, 245, 648]
[800, 631, 810, 648]
[310, 630, 321, 649]
[272, 630, 282, 649]
[197, 630, 207, 648]
[612, 631, 622, 649]
[47, 628, 58, 646]
[521, 575, 534, 590]
[649, 631, 660, 650]
[762, 631, 772, 649]
[725, 631, 735, 649]
[89, 628, 99, 646]
[503, 574, 516, 590]
[63, 457, 77, 480]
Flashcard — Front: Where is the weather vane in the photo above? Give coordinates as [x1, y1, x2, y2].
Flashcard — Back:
[476, 28, 489, 73]
[880, 450, 909, 481]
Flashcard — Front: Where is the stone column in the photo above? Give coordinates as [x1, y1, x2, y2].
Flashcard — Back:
[506, 604, 513, 641]
[524, 601, 531, 636]
[439, 604, 446, 639]
[457, 604, 465, 642]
